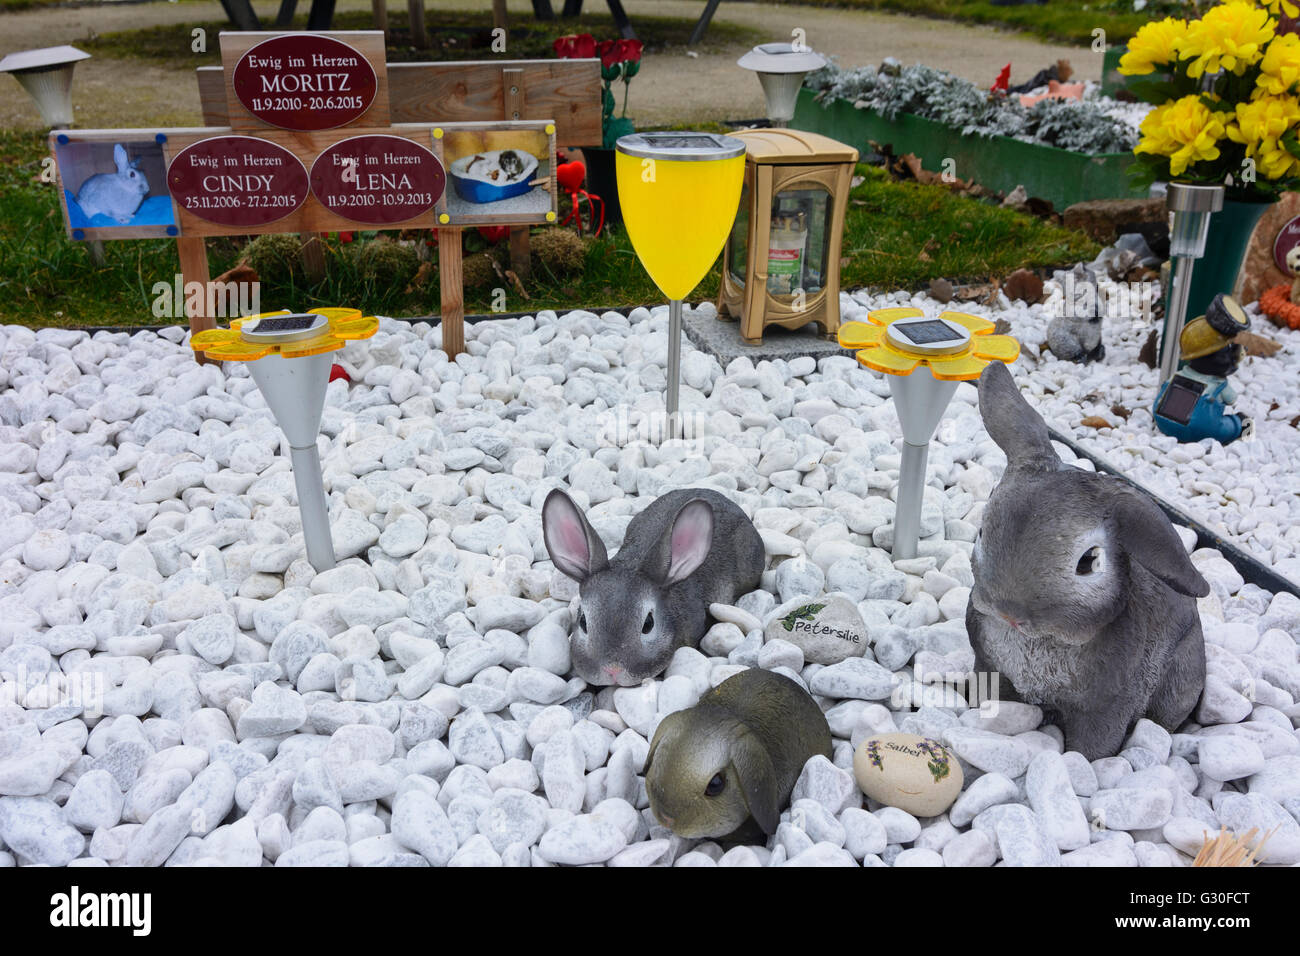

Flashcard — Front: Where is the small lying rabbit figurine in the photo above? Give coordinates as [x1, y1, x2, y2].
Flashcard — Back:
[643, 668, 832, 840]
[967, 362, 1208, 760]
[543, 487, 764, 686]
[76, 144, 149, 225]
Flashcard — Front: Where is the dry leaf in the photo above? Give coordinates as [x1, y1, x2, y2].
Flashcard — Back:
[1080, 416, 1111, 429]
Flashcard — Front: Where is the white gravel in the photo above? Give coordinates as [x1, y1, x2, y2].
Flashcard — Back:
[0, 304, 1296, 867]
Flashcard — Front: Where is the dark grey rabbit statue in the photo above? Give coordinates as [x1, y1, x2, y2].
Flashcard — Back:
[542, 487, 764, 687]
[967, 362, 1209, 760]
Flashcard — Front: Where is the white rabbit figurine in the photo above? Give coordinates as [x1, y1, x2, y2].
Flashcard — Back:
[76, 144, 149, 225]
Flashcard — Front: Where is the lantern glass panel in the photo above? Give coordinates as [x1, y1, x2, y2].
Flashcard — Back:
[767, 185, 830, 297]
[728, 183, 749, 286]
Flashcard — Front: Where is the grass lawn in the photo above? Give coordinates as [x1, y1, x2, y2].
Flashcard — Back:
[764, 0, 1157, 44]
[83, 7, 762, 68]
[0, 131, 1097, 329]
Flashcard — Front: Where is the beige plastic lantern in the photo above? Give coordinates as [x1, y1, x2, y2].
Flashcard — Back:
[717, 128, 858, 345]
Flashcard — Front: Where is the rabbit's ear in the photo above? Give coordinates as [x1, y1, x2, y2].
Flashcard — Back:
[977, 362, 1059, 472]
[730, 728, 780, 835]
[113, 144, 128, 172]
[642, 710, 683, 775]
[1112, 490, 1210, 598]
[542, 488, 607, 582]
[649, 498, 713, 587]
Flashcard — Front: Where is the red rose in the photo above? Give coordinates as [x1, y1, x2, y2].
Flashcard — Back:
[553, 35, 575, 58]
[617, 39, 642, 64]
[598, 38, 621, 69]
[573, 33, 597, 58]
[477, 226, 508, 244]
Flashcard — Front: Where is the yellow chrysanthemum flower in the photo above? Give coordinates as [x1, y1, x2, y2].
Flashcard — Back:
[1259, 0, 1300, 19]
[1226, 94, 1300, 179]
[1257, 32, 1300, 96]
[1135, 95, 1229, 176]
[1179, 1, 1275, 78]
[1118, 17, 1189, 75]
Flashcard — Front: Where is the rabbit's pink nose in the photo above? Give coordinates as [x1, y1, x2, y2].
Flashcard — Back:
[603, 664, 623, 677]
[1000, 613, 1025, 630]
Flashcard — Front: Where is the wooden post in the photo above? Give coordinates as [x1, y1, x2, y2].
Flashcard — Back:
[371, 0, 387, 37]
[300, 232, 327, 282]
[509, 226, 531, 280]
[502, 67, 531, 280]
[177, 236, 218, 365]
[438, 227, 465, 357]
[492, 0, 507, 31]
[408, 0, 428, 49]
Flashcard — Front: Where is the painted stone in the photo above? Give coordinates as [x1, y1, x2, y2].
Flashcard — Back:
[764, 594, 868, 665]
[853, 732, 963, 818]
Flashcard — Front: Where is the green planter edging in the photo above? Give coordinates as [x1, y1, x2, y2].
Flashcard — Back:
[791, 88, 1144, 211]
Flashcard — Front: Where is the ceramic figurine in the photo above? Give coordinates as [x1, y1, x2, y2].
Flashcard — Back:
[1289, 245, 1300, 304]
[542, 487, 764, 687]
[1045, 268, 1105, 363]
[968, 362, 1209, 760]
[642, 668, 832, 841]
[1154, 294, 1253, 445]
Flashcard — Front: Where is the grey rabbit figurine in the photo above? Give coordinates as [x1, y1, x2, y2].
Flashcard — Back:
[76, 144, 149, 224]
[543, 486, 764, 687]
[643, 668, 832, 840]
[967, 362, 1208, 760]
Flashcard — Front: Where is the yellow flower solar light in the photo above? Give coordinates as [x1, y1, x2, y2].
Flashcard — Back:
[189, 308, 378, 362]
[838, 307, 1020, 559]
[189, 307, 379, 573]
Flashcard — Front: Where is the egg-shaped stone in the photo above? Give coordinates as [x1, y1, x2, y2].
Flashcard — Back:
[853, 732, 963, 817]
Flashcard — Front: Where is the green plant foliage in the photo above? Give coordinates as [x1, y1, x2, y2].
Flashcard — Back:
[241, 234, 303, 284]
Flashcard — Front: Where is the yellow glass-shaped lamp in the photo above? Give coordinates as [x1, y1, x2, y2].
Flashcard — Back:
[838, 307, 1020, 559]
[617, 132, 746, 435]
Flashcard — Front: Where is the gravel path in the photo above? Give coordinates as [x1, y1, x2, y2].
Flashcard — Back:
[0, 309, 1296, 867]
[1, 0, 1100, 131]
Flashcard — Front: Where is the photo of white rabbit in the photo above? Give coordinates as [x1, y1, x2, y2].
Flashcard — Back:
[56, 140, 174, 232]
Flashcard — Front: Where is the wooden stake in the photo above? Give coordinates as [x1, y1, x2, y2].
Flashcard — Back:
[438, 227, 465, 357]
[502, 68, 532, 281]
[300, 232, 327, 282]
[177, 236, 218, 366]
[509, 225, 531, 281]
[492, 0, 507, 31]
[372, 0, 388, 37]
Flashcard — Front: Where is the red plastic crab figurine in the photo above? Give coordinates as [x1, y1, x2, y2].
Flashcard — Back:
[556, 160, 604, 238]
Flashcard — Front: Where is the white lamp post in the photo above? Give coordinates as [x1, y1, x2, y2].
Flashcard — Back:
[0, 46, 90, 129]
[190, 308, 379, 573]
[1159, 183, 1225, 384]
[736, 42, 826, 128]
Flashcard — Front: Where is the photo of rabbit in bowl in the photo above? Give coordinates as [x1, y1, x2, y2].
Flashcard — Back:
[74, 144, 150, 225]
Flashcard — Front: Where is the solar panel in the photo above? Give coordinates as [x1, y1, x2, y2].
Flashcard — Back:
[252, 315, 320, 332]
[639, 133, 725, 150]
[1156, 376, 1204, 426]
[895, 319, 963, 345]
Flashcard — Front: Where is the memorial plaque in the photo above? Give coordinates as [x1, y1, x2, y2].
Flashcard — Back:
[168, 135, 310, 228]
[232, 34, 378, 131]
[310, 134, 445, 225]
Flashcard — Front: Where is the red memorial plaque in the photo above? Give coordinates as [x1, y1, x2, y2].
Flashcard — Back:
[310, 135, 445, 225]
[232, 34, 377, 131]
[168, 136, 310, 227]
